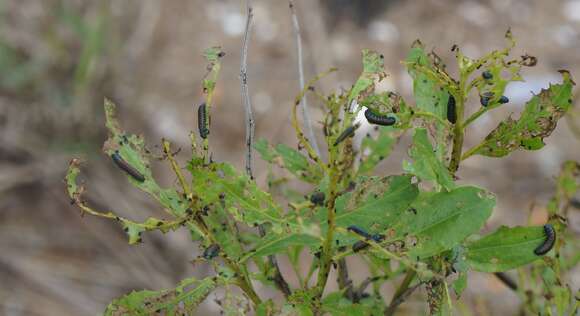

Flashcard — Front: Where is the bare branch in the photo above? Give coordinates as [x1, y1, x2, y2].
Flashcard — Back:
[289, 0, 320, 157]
[241, 1, 255, 179]
[240, 1, 291, 297]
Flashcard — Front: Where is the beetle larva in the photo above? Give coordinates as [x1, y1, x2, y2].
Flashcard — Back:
[534, 224, 556, 256]
[111, 151, 145, 182]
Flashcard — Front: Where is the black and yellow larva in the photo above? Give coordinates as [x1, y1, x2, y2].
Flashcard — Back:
[447, 94, 456, 124]
[203, 243, 220, 259]
[534, 224, 556, 256]
[364, 109, 396, 126]
[333, 123, 360, 146]
[198, 103, 209, 139]
[111, 151, 145, 182]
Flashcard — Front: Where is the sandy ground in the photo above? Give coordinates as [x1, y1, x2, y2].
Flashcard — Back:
[0, 0, 579, 315]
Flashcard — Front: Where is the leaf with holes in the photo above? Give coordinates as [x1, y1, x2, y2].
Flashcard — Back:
[373, 186, 495, 259]
[104, 277, 219, 315]
[349, 49, 386, 103]
[470, 71, 574, 158]
[404, 128, 455, 191]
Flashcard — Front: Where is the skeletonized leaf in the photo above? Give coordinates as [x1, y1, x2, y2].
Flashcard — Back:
[471, 71, 574, 157]
[403, 128, 455, 191]
[202, 46, 224, 93]
[465, 225, 546, 272]
[349, 49, 386, 103]
[188, 162, 284, 231]
[66, 159, 184, 245]
[104, 277, 219, 315]
[103, 99, 189, 216]
[405, 43, 453, 121]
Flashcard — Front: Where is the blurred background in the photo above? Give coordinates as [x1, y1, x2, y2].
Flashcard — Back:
[1, 0, 579, 315]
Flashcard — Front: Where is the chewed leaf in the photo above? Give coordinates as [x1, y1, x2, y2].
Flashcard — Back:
[65, 159, 184, 245]
[240, 233, 320, 263]
[254, 139, 322, 183]
[471, 71, 574, 158]
[319, 175, 419, 246]
[358, 126, 396, 175]
[465, 225, 546, 272]
[103, 99, 189, 216]
[391, 186, 495, 259]
[359, 92, 413, 128]
[405, 43, 453, 121]
[189, 162, 285, 231]
[104, 277, 220, 315]
[254, 138, 276, 162]
[202, 46, 224, 94]
[349, 49, 386, 103]
[404, 128, 455, 191]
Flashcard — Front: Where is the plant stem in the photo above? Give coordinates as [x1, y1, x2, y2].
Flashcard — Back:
[314, 170, 338, 299]
[384, 270, 416, 315]
[162, 139, 191, 196]
[241, 2, 255, 179]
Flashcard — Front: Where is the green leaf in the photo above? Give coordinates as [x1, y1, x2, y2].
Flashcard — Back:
[188, 162, 284, 230]
[358, 126, 396, 175]
[471, 71, 574, 157]
[465, 225, 546, 272]
[322, 175, 419, 246]
[103, 99, 188, 216]
[359, 92, 413, 128]
[321, 292, 374, 316]
[404, 128, 455, 191]
[240, 233, 320, 263]
[256, 300, 276, 316]
[254, 139, 322, 183]
[255, 138, 276, 162]
[452, 273, 467, 298]
[349, 49, 386, 103]
[202, 46, 224, 94]
[104, 277, 219, 315]
[66, 159, 184, 245]
[405, 43, 452, 120]
[392, 186, 495, 259]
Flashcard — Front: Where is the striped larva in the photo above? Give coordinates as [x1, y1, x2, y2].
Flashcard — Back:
[364, 109, 396, 126]
[534, 224, 556, 256]
[198, 103, 209, 139]
[111, 151, 145, 182]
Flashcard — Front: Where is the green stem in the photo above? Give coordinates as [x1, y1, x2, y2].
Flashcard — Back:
[384, 270, 417, 316]
[463, 107, 486, 128]
[314, 171, 338, 299]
